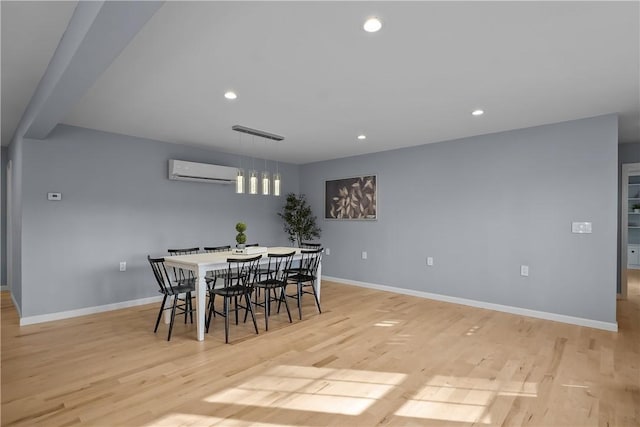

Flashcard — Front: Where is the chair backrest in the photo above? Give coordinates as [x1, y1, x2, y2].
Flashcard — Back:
[166, 248, 199, 282]
[204, 245, 231, 253]
[301, 242, 322, 249]
[223, 255, 262, 288]
[245, 243, 260, 247]
[148, 256, 175, 294]
[264, 251, 296, 281]
[167, 247, 200, 255]
[296, 248, 323, 278]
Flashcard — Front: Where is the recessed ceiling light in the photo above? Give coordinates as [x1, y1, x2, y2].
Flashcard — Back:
[224, 91, 237, 100]
[472, 109, 484, 116]
[363, 17, 382, 33]
[357, 134, 367, 140]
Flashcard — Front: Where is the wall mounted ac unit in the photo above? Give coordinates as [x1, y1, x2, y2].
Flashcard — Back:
[168, 159, 236, 184]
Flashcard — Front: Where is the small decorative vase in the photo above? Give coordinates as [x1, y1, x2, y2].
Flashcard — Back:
[236, 244, 246, 250]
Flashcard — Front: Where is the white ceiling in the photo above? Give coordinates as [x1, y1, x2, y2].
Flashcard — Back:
[1, 1, 77, 147]
[3, 1, 639, 164]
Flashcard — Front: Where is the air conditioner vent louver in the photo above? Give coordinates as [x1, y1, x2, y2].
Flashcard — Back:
[168, 160, 236, 184]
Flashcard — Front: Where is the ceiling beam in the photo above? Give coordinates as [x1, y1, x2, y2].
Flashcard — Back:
[23, 1, 163, 140]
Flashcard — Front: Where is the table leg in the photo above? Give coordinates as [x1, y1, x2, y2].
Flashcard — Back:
[196, 267, 206, 341]
[163, 297, 172, 324]
[315, 261, 322, 302]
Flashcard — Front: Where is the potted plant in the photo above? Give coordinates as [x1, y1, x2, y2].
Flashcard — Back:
[633, 204, 640, 213]
[235, 222, 247, 249]
[278, 193, 321, 247]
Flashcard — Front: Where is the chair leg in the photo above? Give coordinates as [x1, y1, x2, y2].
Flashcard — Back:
[309, 282, 322, 313]
[297, 281, 303, 320]
[280, 287, 292, 323]
[234, 296, 239, 325]
[224, 297, 229, 344]
[154, 295, 167, 333]
[168, 295, 178, 341]
[243, 291, 251, 323]
[245, 293, 259, 334]
[206, 292, 214, 333]
[188, 292, 194, 324]
[264, 288, 270, 331]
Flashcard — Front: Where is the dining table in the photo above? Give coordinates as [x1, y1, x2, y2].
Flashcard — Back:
[163, 246, 322, 341]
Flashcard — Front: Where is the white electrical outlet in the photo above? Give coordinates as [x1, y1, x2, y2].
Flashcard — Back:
[325, 248, 330, 255]
[427, 257, 434, 266]
[120, 261, 127, 272]
[571, 222, 592, 233]
[362, 251, 367, 260]
[520, 265, 529, 276]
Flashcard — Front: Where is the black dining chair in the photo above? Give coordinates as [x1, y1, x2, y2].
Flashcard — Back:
[206, 255, 262, 343]
[148, 256, 196, 341]
[203, 245, 233, 317]
[167, 247, 199, 323]
[284, 248, 323, 320]
[167, 247, 200, 284]
[254, 251, 295, 331]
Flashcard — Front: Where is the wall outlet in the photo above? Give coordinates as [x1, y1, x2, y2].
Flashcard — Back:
[325, 248, 330, 255]
[520, 265, 529, 276]
[362, 251, 367, 260]
[427, 257, 434, 266]
[119, 261, 127, 272]
[571, 222, 592, 233]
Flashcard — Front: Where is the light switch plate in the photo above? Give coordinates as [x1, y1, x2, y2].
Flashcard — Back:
[47, 192, 62, 201]
[572, 222, 592, 233]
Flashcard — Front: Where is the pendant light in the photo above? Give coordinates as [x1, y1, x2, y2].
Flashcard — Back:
[235, 132, 245, 194]
[249, 135, 258, 194]
[236, 169, 245, 194]
[262, 138, 270, 195]
[231, 125, 284, 197]
[249, 170, 258, 194]
[273, 139, 281, 196]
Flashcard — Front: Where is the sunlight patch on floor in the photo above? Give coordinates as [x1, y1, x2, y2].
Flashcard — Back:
[395, 374, 538, 424]
[204, 364, 406, 416]
[374, 320, 400, 327]
[144, 413, 298, 427]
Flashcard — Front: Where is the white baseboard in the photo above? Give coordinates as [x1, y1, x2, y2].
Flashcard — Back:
[0, 285, 8, 291]
[323, 276, 618, 332]
[19, 295, 163, 326]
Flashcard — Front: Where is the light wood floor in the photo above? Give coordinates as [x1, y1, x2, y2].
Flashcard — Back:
[1, 278, 639, 426]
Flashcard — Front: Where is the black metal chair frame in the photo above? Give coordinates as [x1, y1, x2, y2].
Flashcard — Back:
[206, 255, 262, 343]
[148, 256, 197, 341]
[301, 242, 322, 249]
[203, 245, 233, 318]
[167, 247, 200, 324]
[284, 248, 323, 320]
[254, 251, 295, 331]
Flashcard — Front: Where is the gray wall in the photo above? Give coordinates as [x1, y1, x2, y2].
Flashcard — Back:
[20, 124, 299, 317]
[1, 147, 7, 285]
[300, 115, 618, 324]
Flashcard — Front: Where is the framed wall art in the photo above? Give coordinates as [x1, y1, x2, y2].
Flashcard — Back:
[325, 175, 377, 220]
